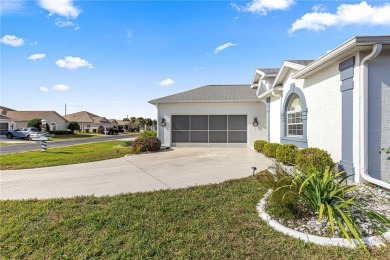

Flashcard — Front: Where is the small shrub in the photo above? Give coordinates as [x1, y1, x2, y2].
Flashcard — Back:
[132, 137, 161, 152]
[67, 121, 80, 133]
[27, 118, 49, 131]
[123, 140, 133, 147]
[276, 144, 298, 165]
[98, 126, 104, 134]
[49, 130, 72, 135]
[296, 147, 333, 172]
[263, 142, 281, 158]
[254, 140, 268, 153]
[85, 129, 90, 133]
[138, 130, 157, 138]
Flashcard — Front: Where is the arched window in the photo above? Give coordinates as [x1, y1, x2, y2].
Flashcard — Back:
[287, 94, 303, 136]
[281, 84, 308, 148]
[50, 122, 57, 131]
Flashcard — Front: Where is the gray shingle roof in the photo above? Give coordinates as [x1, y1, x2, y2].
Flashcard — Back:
[149, 84, 258, 104]
[287, 60, 315, 66]
[256, 68, 279, 75]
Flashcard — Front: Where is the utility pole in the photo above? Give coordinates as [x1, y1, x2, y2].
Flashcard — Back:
[65, 103, 67, 115]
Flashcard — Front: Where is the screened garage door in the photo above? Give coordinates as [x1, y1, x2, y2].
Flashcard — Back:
[172, 115, 247, 145]
[0, 123, 9, 135]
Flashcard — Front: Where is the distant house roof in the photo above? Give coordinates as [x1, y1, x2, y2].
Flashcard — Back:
[0, 106, 16, 115]
[6, 111, 68, 122]
[286, 60, 315, 66]
[149, 84, 258, 104]
[64, 111, 110, 124]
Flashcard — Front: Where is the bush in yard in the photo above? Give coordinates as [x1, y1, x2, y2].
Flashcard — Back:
[254, 140, 268, 153]
[98, 126, 104, 134]
[138, 130, 157, 138]
[49, 130, 72, 135]
[27, 118, 49, 131]
[263, 142, 281, 158]
[276, 144, 298, 165]
[132, 137, 161, 152]
[296, 147, 333, 172]
[67, 121, 80, 133]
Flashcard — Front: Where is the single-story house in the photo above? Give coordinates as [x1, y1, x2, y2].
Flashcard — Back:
[109, 119, 130, 131]
[149, 35, 390, 188]
[0, 107, 69, 131]
[64, 111, 114, 133]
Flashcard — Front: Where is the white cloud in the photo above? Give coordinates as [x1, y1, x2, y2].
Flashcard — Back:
[312, 4, 326, 13]
[38, 0, 81, 19]
[0, 35, 24, 47]
[156, 78, 175, 86]
[55, 18, 79, 30]
[39, 86, 49, 92]
[55, 56, 94, 69]
[290, 1, 390, 33]
[233, 0, 294, 15]
[28, 53, 46, 61]
[214, 42, 237, 53]
[52, 84, 69, 91]
[0, 0, 25, 14]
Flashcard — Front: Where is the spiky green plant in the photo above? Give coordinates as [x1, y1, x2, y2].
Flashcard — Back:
[274, 165, 390, 251]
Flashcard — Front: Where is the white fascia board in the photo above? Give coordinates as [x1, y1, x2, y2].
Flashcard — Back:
[292, 36, 390, 79]
[272, 61, 304, 88]
[149, 100, 261, 105]
[251, 69, 264, 89]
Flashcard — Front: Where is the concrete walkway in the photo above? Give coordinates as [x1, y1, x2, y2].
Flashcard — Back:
[0, 148, 272, 200]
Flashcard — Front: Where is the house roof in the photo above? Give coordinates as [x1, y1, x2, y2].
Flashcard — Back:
[286, 60, 315, 66]
[64, 111, 110, 124]
[5, 111, 68, 122]
[0, 114, 11, 120]
[0, 106, 16, 115]
[149, 84, 258, 104]
[251, 68, 279, 89]
[293, 35, 390, 79]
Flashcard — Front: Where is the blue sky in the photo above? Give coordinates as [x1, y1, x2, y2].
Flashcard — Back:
[1, 0, 389, 119]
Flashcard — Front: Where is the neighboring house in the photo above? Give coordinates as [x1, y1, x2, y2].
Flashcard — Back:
[109, 119, 130, 131]
[0, 107, 69, 131]
[0, 114, 12, 135]
[64, 111, 113, 132]
[149, 35, 390, 188]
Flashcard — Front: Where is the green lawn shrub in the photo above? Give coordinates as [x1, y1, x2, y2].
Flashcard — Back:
[138, 130, 157, 138]
[296, 147, 333, 172]
[254, 140, 268, 153]
[49, 130, 72, 135]
[276, 144, 298, 165]
[132, 137, 161, 152]
[263, 142, 281, 158]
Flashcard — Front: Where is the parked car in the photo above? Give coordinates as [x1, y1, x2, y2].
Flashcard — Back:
[5, 127, 40, 141]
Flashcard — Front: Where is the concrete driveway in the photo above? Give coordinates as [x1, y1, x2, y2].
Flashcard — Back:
[0, 147, 272, 200]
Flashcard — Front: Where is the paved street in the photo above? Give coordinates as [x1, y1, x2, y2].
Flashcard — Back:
[0, 134, 137, 154]
[0, 147, 272, 200]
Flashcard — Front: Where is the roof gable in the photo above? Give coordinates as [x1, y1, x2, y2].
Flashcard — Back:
[6, 111, 68, 122]
[64, 111, 109, 123]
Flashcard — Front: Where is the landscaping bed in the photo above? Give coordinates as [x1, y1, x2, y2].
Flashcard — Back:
[1, 175, 389, 259]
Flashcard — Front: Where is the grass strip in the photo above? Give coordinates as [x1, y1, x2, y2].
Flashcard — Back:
[1, 175, 387, 259]
[0, 141, 130, 170]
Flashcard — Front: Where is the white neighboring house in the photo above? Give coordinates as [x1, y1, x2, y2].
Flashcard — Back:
[149, 35, 390, 188]
[0, 107, 69, 131]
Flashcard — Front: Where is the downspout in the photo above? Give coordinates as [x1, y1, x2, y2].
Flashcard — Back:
[359, 43, 390, 189]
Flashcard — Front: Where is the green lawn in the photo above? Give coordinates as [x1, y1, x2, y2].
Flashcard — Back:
[1, 175, 387, 259]
[0, 142, 25, 146]
[0, 141, 131, 170]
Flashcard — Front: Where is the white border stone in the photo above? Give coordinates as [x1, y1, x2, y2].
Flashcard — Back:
[257, 189, 390, 248]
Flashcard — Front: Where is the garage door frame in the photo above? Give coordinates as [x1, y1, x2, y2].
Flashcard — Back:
[171, 114, 248, 147]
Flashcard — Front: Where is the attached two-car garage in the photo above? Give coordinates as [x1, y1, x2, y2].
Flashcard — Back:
[171, 115, 247, 145]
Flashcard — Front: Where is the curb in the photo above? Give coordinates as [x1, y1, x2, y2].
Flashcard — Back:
[257, 189, 390, 248]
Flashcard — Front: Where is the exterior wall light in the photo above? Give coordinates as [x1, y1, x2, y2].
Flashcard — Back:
[160, 118, 166, 127]
[253, 118, 259, 127]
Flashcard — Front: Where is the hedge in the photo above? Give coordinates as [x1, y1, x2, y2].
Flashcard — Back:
[296, 147, 333, 172]
[49, 130, 73, 135]
[254, 140, 268, 153]
[263, 142, 281, 158]
[276, 144, 298, 165]
[132, 137, 161, 152]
